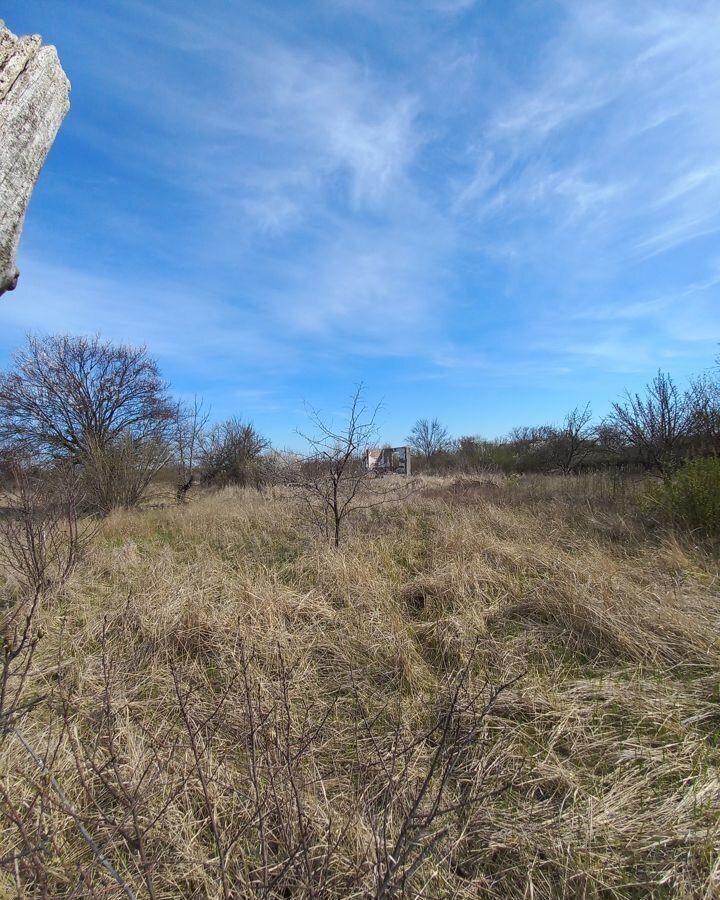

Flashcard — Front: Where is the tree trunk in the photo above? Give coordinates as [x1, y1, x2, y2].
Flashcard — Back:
[0, 20, 70, 296]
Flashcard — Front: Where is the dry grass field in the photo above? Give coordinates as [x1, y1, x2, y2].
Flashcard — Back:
[1, 475, 719, 898]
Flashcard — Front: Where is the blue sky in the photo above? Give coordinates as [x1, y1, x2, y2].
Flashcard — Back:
[2, 0, 719, 448]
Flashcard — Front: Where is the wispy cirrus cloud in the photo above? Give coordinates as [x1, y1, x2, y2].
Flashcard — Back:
[464, 1, 720, 258]
[2, 0, 719, 443]
[67, 7, 423, 219]
[35, 0, 445, 357]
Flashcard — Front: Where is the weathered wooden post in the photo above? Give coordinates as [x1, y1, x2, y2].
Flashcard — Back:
[0, 20, 70, 296]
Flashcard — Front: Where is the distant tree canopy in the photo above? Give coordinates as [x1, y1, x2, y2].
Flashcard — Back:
[0, 331, 718, 511]
[0, 334, 173, 461]
[548, 404, 595, 474]
[689, 373, 720, 456]
[410, 369, 719, 478]
[0, 334, 175, 511]
[0, 335, 277, 508]
[407, 418, 452, 458]
[608, 371, 692, 473]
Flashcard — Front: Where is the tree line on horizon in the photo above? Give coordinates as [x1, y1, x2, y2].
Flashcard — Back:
[0, 333, 717, 519]
[405, 365, 719, 477]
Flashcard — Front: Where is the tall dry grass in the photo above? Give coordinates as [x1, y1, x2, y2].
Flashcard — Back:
[1, 476, 719, 897]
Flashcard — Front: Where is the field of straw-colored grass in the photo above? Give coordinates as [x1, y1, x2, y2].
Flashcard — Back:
[1, 476, 719, 898]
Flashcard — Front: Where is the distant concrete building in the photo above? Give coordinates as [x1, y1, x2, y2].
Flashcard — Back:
[366, 446, 411, 476]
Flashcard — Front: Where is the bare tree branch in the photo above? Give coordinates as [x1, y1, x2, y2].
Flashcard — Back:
[292, 385, 413, 547]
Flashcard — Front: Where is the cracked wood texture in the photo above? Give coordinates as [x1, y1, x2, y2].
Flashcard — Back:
[0, 21, 70, 296]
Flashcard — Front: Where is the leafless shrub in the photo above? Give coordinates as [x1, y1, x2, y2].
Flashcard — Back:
[173, 395, 209, 502]
[170, 660, 242, 900]
[62, 625, 186, 899]
[354, 651, 524, 897]
[505, 425, 556, 473]
[294, 385, 414, 547]
[8, 722, 138, 900]
[200, 417, 269, 489]
[0, 588, 42, 742]
[0, 633, 519, 897]
[234, 646, 342, 897]
[608, 371, 692, 474]
[260, 449, 304, 487]
[81, 435, 171, 513]
[0, 488, 100, 893]
[0, 461, 94, 770]
[0, 463, 93, 595]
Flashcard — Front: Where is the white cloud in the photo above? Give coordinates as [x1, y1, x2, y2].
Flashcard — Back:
[69, 8, 422, 223]
[31, 1, 443, 356]
[456, 0, 720, 270]
[5, 0, 719, 408]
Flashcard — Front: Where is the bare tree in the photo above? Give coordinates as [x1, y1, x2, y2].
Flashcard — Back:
[173, 396, 209, 502]
[689, 373, 720, 455]
[295, 385, 412, 547]
[0, 335, 175, 511]
[547, 404, 594, 474]
[608, 371, 692, 474]
[0, 335, 174, 461]
[406, 418, 452, 459]
[199, 418, 269, 489]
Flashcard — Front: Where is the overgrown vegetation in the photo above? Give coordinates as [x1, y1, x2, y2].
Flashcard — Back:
[0, 474, 719, 897]
[0, 335, 718, 895]
[1, 335, 718, 536]
[645, 455, 720, 536]
[410, 368, 720, 478]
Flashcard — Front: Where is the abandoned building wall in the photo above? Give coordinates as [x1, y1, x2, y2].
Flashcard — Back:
[0, 21, 70, 296]
[366, 446, 411, 476]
